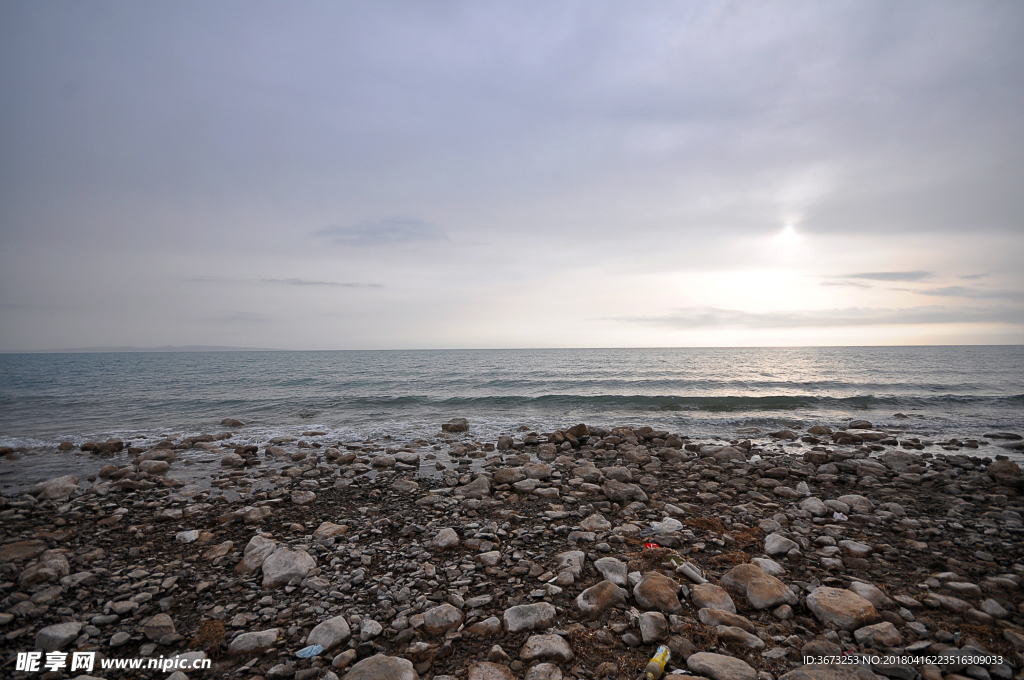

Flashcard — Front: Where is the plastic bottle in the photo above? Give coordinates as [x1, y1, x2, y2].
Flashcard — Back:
[643, 645, 671, 680]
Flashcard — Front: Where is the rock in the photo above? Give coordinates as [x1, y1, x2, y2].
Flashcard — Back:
[493, 467, 526, 485]
[0, 539, 47, 561]
[456, 476, 491, 498]
[806, 587, 880, 631]
[594, 557, 627, 586]
[20, 549, 70, 587]
[142, 613, 176, 640]
[716, 625, 764, 650]
[801, 497, 829, 516]
[987, 459, 1021, 485]
[780, 664, 882, 680]
[525, 663, 563, 680]
[580, 513, 612, 532]
[221, 418, 245, 426]
[634, 571, 683, 615]
[838, 540, 872, 558]
[312, 522, 349, 540]
[520, 634, 574, 663]
[555, 550, 585, 578]
[468, 662, 516, 680]
[602, 479, 648, 502]
[237, 535, 278, 574]
[751, 557, 785, 576]
[343, 654, 419, 680]
[139, 460, 171, 475]
[29, 475, 79, 500]
[35, 621, 82, 651]
[229, 628, 279, 655]
[849, 420, 872, 429]
[765, 533, 799, 556]
[442, 418, 469, 432]
[433, 527, 460, 550]
[721, 563, 797, 609]
[854, 621, 903, 648]
[698, 608, 756, 633]
[687, 652, 757, 680]
[690, 584, 736, 613]
[836, 494, 874, 513]
[503, 603, 557, 633]
[421, 603, 464, 636]
[848, 582, 894, 609]
[640, 611, 669, 643]
[576, 580, 628, 619]
[221, 453, 245, 467]
[261, 548, 316, 588]
[291, 490, 317, 505]
[308, 615, 352, 651]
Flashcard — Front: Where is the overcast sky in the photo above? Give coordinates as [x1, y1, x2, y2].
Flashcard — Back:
[1, 1, 1022, 350]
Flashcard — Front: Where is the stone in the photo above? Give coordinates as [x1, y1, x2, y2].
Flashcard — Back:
[35, 621, 82, 651]
[780, 664, 883, 680]
[525, 663, 563, 680]
[421, 603, 464, 636]
[520, 634, 574, 663]
[594, 557, 628, 586]
[308, 615, 352, 651]
[20, 549, 70, 587]
[139, 459, 170, 475]
[838, 540, 872, 558]
[836, 494, 874, 513]
[716, 625, 764, 650]
[687, 652, 757, 680]
[142, 613, 176, 640]
[468, 662, 516, 680]
[801, 497, 829, 516]
[848, 582, 893, 609]
[580, 513, 612, 531]
[221, 418, 245, 426]
[751, 557, 785, 576]
[854, 622, 903, 648]
[698, 608, 756, 633]
[0, 539, 47, 561]
[442, 418, 469, 432]
[29, 475, 79, 500]
[468, 617, 503, 637]
[312, 522, 349, 540]
[291, 490, 317, 505]
[690, 584, 736, 613]
[433, 527, 460, 550]
[261, 548, 316, 588]
[765, 533, 799, 556]
[456, 476, 491, 498]
[806, 587, 880, 631]
[555, 550, 585, 578]
[634, 571, 683, 615]
[237, 535, 278, 574]
[229, 628, 279, 655]
[576, 580, 628, 619]
[342, 654, 419, 680]
[640, 611, 669, 643]
[602, 479, 648, 502]
[721, 563, 798, 609]
[503, 603, 557, 633]
[493, 467, 526, 485]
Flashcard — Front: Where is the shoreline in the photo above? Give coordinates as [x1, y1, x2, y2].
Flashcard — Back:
[1, 419, 1023, 679]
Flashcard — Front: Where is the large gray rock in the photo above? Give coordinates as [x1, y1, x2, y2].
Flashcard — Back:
[779, 664, 883, 680]
[36, 622, 82, 651]
[806, 587, 880, 631]
[421, 603, 464, 636]
[455, 476, 491, 498]
[520, 634, 574, 663]
[601, 479, 648, 502]
[19, 550, 70, 588]
[261, 548, 316, 588]
[690, 584, 736, 613]
[687, 652, 757, 680]
[765, 533, 799, 556]
[594, 557, 627, 586]
[237, 535, 278, 574]
[503, 603, 557, 633]
[640, 611, 669, 643]
[555, 550, 585, 578]
[29, 475, 79, 500]
[433, 528, 460, 550]
[229, 628, 279, 655]
[633, 571, 683, 615]
[468, 662, 516, 680]
[575, 580, 628, 619]
[853, 621, 903, 648]
[721, 563, 798, 609]
[142, 613, 175, 641]
[343, 654, 419, 680]
[307, 615, 351, 651]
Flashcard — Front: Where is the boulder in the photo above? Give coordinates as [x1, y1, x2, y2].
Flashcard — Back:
[576, 580, 628, 619]
[343, 654, 419, 680]
[520, 634, 574, 663]
[228, 628, 279, 655]
[142, 613, 176, 641]
[455, 476, 491, 498]
[687, 652, 757, 680]
[690, 584, 736, 613]
[29, 475, 79, 500]
[633, 571, 683, 615]
[721, 563, 798, 609]
[421, 603, 464, 636]
[308, 615, 352, 651]
[504, 603, 557, 633]
[261, 548, 316, 588]
[35, 622, 82, 651]
[806, 587, 880, 631]
[442, 418, 469, 432]
[593, 557, 627, 586]
[468, 662, 516, 680]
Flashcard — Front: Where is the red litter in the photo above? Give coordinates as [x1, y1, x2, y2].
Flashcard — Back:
[644, 542, 660, 549]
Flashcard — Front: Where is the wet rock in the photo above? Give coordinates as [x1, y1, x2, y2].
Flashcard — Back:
[806, 587, 880, 631]
[468, 662, 515, 680]
[442, 418, 469, 433]
[308, 615, 352, 651]
[853, 621, 903, 648]
[342, 653, 419, 679]
[229, 628, 279, 654]
[634, 571, 683, 615]
[690, 584, 736, 613]
[139, 460, 171, 475]
[29, 475, 79, 500]
[503, 603, 557, 633]
[687, 652, 757, 680]
[35, 621, 82, 651]
[520, 634, 574, 663]
[721, 563, 797, 609]
[262, 548, 316, 588]
[421, 603, 464, 636]
[576, 580, 628, 619]
[456, 476, 491, 498]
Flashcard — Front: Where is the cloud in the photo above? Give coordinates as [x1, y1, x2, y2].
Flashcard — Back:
[187, 276, 382, 289]
[820, 281, 872, 289]
[207, 311, 271, 324]
[315, 218, 444, 247]
[843, 271, 933, 282]
[622, 305, 1024, 329]
[918, 286, 1024, 301]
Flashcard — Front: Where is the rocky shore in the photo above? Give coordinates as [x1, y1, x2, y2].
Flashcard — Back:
[2, 419, 1023, 680]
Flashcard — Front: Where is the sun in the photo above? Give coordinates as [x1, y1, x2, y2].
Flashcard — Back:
[777, 223, 800, 245]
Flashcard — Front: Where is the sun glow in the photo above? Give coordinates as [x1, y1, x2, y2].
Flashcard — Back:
[777, 223, 800, 245]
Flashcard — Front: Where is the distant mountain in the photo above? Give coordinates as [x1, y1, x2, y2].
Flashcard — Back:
[13, 345, 281, 353]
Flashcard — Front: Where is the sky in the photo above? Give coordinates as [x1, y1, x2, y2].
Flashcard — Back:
[1, 1, 1022, 351]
